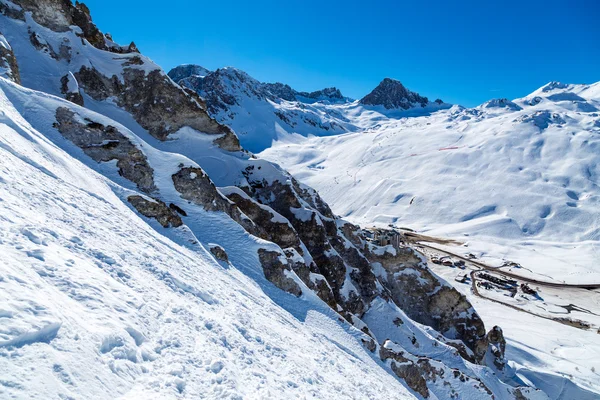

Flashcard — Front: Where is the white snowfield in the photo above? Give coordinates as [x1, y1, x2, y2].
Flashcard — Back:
[0, 78, 413, 399]
[261, 81, 600, 284]
[260, 80, 600, 396]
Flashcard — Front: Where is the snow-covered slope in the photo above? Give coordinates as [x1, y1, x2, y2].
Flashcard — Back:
[1, 0, 596, 398]
[259, 81, 600, 395]
[168, 65, 450, 153]
[0, 78, 413, 399]
[262, 82, 600, 284]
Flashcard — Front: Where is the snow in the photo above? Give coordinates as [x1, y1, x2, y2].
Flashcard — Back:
[0, 77, 414, 399]
[260, 80, 600, 396]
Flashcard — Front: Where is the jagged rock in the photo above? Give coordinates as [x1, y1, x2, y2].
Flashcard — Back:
[297, 87, 345, 102]
[168, 64, 211, 83]
[171, 167, 257, 235]
[380, 343, 429, 398]
[257, 249, 302, 296]
[223, 187, 303, 252]
[74, 66, 240, 148]
[54, 107, 156, 193]
[60, 72, 84, 106]
[263, 82, 297, 101]
[209, 244, 228, 262]
[0, 32, 20, 83]
[342, 223, 488, 363]
[127, 195, 183, 228]
[485, 325, 507, 371]
[360, 78, 429, 109]
[7, 0, 135, 53]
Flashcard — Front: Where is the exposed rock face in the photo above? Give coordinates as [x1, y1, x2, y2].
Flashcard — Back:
[380, 340, 496, 399]
[485, 325, 507, 371]
[169, 65, 350, 106]
[209, 244, 228, 262]
[74, 66, 240, 148]
[257, 249, 302, 297]
[262, 82, 297, 101]
[296, 87, 345, 102]
[0, 32, 20, 83]
[339, 223, 488, 363]
[54, 107, 156, 193]
[127, 195, 183, 228]
[223, 187, 303, 252]
[168, 64, 211, 83]
[171, 167, 259, 236]
[60, 72, 84, 106]
[7, 0, 137, 53]
[360, 78, 429, 109]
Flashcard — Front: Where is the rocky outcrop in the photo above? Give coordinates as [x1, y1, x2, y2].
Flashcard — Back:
[360, 78, 429, 109]
[257, 249, 302, 297]
[485, 325, 507, 371]
[223, 187, 303, 252]
[74, 66, 240, 149]
[209, 244, 228, 262]
[170, 65, 350, 106]
[6, 0, 137, 53]
[0, 32, 20, 83]
[171, 167, 258, 234]
[380, 340, 496, 399]
[168, 64, 211, 83]
[60, 72, 84, 106]
[127, 195, 183, 228]
[54, 107, 156, 193]
[296, 87, 345, 102]
[338, 223, 488, 363]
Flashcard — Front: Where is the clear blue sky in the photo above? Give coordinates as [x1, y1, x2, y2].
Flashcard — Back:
[83, 0, 599, 106]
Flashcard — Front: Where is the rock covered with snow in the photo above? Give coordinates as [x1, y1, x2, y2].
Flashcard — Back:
[0, 0, 566, 398]
[0, 32, 19, 83]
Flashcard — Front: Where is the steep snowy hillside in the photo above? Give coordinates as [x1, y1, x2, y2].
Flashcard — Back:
[260, 81, 600, 396]
[0, 79, 414, 399]
[0, 1, 563, 399]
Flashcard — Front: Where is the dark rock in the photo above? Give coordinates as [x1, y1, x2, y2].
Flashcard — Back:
[0, 33, 20, 84]
[54, 107, 156, 193]
[127, 195, 183, 228]
[74, 66, 240, 149]
[485, 325, 506, 371]
[171, 167, 258, 235]
[360, 78, 429, 109]
[225, 189, 303, 252]
[209, 245, 229, 262]
[168, 64, 211, 83]
[257, 249, 302, 297]
[60, 73, 84, 106]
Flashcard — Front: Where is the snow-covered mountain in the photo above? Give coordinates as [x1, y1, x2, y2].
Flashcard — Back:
[167, 46, 600, 399]
[0, 1, 572, 399]
[260, 81, 600, 396]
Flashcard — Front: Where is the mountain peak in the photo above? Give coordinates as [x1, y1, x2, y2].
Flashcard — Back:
[167, 64, 211, 82]
[360, 78, 430, 109]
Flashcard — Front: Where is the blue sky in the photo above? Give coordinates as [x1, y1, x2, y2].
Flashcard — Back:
[83, 0, 599, 106]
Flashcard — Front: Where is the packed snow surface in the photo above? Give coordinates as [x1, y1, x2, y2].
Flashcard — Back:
[0, 77, 413, 399]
